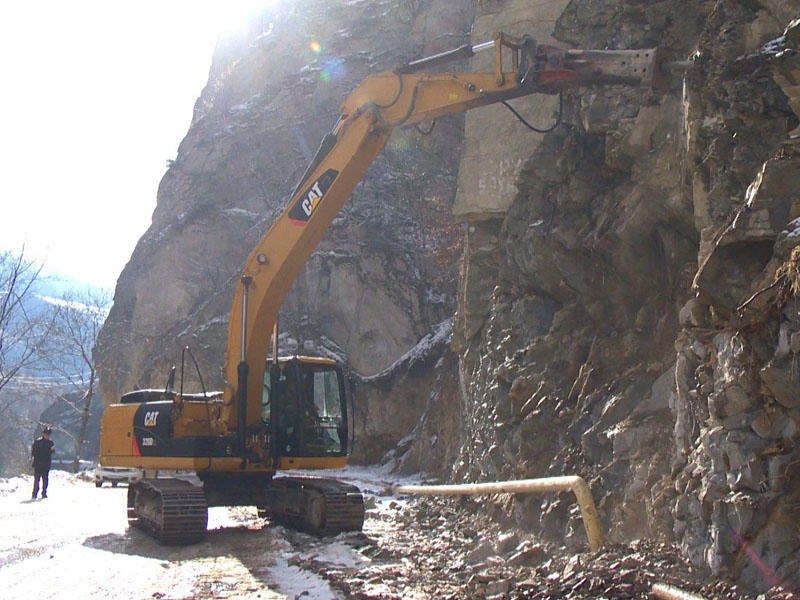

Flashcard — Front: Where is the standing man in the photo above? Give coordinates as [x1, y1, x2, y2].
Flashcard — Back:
[31, 426, 55, 499]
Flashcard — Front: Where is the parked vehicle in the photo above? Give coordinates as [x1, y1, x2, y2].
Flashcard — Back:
[93, 465, 142, 487]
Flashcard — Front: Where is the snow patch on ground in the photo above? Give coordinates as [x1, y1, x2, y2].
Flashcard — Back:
[0, 465, 420, 599]
[269, 554, 341, 599]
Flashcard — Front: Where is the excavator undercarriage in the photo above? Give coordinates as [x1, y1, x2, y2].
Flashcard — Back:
[126, 474, 364, 544]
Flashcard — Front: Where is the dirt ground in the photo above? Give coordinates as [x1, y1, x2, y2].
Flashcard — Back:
[1, 468, 798, 599]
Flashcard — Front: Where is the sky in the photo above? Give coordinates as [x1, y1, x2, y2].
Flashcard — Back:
[0, 1, 271, 291]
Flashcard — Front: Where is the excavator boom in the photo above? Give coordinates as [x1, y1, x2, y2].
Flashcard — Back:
[223, 34, 662, 442]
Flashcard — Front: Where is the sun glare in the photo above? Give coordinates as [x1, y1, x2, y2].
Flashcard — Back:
[1, 0, 286, 289]
[198, 0, 279, 38]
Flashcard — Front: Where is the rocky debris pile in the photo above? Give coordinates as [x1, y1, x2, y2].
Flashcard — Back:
[292, 494, 799, 599]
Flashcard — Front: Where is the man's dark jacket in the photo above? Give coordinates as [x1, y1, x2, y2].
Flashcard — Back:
[32, 437, 54, 470]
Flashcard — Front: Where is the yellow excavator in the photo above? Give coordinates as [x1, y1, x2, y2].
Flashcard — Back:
[99, 32, 665, 544]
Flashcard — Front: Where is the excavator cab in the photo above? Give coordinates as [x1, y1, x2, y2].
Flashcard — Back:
[263, 356, 348, 461]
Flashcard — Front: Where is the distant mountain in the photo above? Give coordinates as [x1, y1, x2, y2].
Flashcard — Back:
[39, 271, 108, 296]
[0, 271, 107, 475]
[6, 271, 107, 381]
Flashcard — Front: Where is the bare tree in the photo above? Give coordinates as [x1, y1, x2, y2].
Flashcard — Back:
[0, 249, 49, 415]
[42, 289, 111, 471]
[0, 249, 55, 475]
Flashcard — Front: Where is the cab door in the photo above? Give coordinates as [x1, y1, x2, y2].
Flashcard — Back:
[264, 359, 348, 460]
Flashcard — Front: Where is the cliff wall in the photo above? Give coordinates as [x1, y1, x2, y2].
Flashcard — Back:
[96, 0, 800, 589]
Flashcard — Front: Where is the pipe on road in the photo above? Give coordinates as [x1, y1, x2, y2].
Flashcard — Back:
[394, 475, 603, 551]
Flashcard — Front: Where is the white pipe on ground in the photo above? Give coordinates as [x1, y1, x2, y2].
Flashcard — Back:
[394, 475, 603, 551]
[651, 583, 708, 600]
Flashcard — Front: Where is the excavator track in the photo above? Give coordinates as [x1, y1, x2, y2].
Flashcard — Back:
[127, 479, 208, 545]
[265, 476, 364, 536]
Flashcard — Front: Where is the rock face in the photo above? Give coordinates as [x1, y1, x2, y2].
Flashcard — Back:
[96, 0, 800, 591]
[672, 11, 800, 587]
[96, 0, 470, 393]
[453, 0, 702, 551]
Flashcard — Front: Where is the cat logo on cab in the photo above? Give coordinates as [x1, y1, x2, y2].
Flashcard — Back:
[144, 411, 159, 427]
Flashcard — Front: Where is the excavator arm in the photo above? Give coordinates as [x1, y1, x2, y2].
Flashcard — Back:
[222, 33, 663, 446]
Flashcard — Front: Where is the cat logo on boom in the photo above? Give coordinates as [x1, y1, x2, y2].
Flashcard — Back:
[288, 169, 338, 225]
